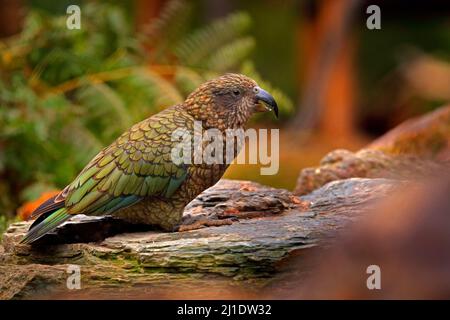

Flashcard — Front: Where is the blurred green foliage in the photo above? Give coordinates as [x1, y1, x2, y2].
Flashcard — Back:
[357, 17, 450, 125]
[0, 215, 7, 239]
[0, 1, 293, 218]
[236, 0, 299, 104]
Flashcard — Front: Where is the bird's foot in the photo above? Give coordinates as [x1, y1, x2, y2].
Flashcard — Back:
[177, 215, 235, 232]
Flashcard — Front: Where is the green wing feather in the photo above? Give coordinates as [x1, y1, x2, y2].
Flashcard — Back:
[21, 106, 192, 244]
[65, 106, 191, 216]
[20, 208, 71, 244]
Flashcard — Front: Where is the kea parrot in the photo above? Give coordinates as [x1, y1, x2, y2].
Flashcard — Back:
[21, 73, 278, 244]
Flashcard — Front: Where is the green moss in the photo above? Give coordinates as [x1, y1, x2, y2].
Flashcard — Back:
[0, 216, 18, 241]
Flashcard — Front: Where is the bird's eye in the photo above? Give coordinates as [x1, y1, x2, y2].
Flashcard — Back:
[232, 89, 241, 97]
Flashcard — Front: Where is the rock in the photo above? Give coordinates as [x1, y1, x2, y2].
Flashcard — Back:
[294, 149, 445, 195]
[284, 176, 450, 299]
[369, 104, 450, 160]
[0, 178, 399, 299]
[294, 105, 450, 195]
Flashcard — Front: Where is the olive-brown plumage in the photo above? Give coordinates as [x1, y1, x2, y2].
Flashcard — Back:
[21, 73, 278, 244]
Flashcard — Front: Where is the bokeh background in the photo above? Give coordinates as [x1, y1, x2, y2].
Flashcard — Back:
[0, 0, 449, 234]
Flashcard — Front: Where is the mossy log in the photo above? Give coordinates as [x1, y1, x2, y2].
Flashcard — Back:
[1, 178, 398, 299]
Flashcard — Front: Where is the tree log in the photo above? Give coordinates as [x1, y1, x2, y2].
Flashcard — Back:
[0, 178, 398, 299]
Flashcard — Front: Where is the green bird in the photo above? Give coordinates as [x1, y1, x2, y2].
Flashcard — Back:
[21, 73, 278, 244]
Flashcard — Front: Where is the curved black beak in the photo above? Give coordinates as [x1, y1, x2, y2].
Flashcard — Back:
[255, 87, 278, 118]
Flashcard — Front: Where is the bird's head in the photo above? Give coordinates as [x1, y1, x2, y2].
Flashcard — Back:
[184, 73, 278, 129]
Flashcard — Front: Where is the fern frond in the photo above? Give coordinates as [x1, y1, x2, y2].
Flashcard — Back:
[135, 68, 183, 107]
[75, 82, 133, 137]
[90, 83, 133, 128]
[64, 121, 104, 154]
[139, 0, 191, 56]
[175, 12, 251, 66]
[174, 66, 205, 96]
[205, 37, 255, 72]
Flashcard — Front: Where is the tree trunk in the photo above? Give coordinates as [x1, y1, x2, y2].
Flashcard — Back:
[292, 0, 359, 140]
[0, 0, 25, 38]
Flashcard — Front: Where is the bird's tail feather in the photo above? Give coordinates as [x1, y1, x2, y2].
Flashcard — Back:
[20, 208, 71, 244]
